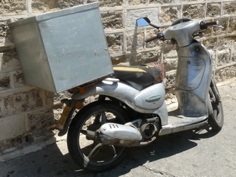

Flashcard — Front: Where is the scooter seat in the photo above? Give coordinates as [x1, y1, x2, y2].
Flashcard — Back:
[112, 62, 165, 88]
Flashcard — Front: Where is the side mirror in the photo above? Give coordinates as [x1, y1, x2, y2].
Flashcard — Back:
[136, 17, 150, 27]
[136, 17, 159, 29]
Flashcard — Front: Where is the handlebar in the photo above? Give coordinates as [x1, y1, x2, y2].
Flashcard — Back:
[144, 19, 221, 45]
[145, 33, 165, 43]
[200, 20, 219, 30]
[145, 36, 159, 42]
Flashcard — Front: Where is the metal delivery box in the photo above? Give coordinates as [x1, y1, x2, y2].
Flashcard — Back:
[9, 2, 113, 93]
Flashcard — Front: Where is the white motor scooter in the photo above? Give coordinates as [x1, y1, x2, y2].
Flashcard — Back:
[56, 17, 224, 172]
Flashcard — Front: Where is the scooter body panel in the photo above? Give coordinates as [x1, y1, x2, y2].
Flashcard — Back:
[134, 83, 165, 110]
[175, 42, 212, 117]
[72, 81, 167, 117]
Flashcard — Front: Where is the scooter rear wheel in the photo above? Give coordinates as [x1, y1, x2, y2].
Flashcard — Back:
[67, 101, 128, 172]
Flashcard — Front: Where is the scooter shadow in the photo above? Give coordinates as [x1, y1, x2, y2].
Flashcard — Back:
[1, 128, 218, 177]
[74, 128, 220, 176]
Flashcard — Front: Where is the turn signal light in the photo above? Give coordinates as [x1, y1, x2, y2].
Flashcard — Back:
[79, 87, 86, 94]
[76, 101, 84, 109]
[67, 88, 74, 94]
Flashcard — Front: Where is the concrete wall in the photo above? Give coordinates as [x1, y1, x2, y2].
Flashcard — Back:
[0, 0, 236, 159]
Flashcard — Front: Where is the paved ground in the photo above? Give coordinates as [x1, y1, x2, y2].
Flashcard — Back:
[1, 79, 236, 177]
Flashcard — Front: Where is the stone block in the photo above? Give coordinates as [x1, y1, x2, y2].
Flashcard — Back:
[12, 71, 26, 88]
[0, 50, 21, 72]
[202, 37, 217, 50]
[165, 72, 176, 89]
[27, 108, 54, 131]
[223, 2, 236, 15]
[217, 37, 231, 51]
[106, 33, 123, 55]
[0, 73, 11, 91]
[128, 49, 161, 65]
[215, 65, 236, 82]
[208, 49, 217, 70]
[217, 50, 231, 67]
[128, 0, 147, 5]
[0, 20, 9, 44]
[216, 37, 236, 66]
[102, 10, 123, 29]
[32, 0, 59, 13]
[0, 0, 27, 15]
[232, 52, 236, 63]
[230, 37, 236, 62]
[53, 108, 63, 121]
[1, 89, 43, 118]
[44, 91, 54, 106]
[126, 31, 145, 53]
[165, 89, 176, 100]
[0, 133, 55, 161]
[206, 3, 221, 18]
[0, 115, 29, 141]
[53, 91, 71, 103]
[228, 17, 236, 34]
[163, 47, 177, 58]
[183, 4, 205, 19]
[57, 0, 83, 9]
[160, 6, 180, 24]
[0, 19, 14, 51]
[126, 8, 159, 28]
[163, 48, 178, 71]
[0, 135, 23, 155]
[163, 59, 177, 71]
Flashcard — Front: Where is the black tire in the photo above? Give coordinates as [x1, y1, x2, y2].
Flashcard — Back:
[208, 81, 224, 131]
[208, 101, 224, 131]
[67, 101, 129, 172]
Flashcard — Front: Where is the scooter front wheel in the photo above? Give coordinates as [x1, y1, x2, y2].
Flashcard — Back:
[67, 101, 128, 172]
[208, 101, 224, 131]
[208, 81, 224, 131]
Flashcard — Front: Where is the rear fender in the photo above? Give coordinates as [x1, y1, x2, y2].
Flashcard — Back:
[72, 81, 168, 125]
[72, 81, 140, 108]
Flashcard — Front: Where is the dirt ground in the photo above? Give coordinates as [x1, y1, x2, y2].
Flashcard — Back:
[0, 79, 236, 177]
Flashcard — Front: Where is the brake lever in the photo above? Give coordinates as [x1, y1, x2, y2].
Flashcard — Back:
[212, 25, 224, 29]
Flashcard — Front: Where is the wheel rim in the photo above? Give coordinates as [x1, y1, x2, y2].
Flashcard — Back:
[77, 109, 126, 167]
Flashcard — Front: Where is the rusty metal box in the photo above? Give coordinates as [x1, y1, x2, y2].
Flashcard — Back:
[9, 2, 113, 93]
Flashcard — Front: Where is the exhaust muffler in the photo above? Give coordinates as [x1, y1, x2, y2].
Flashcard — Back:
[97, 123, 155, 147]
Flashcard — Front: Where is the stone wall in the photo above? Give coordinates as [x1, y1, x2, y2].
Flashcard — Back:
[0, 12, 55, 159]
[0, 0, 236, 159]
